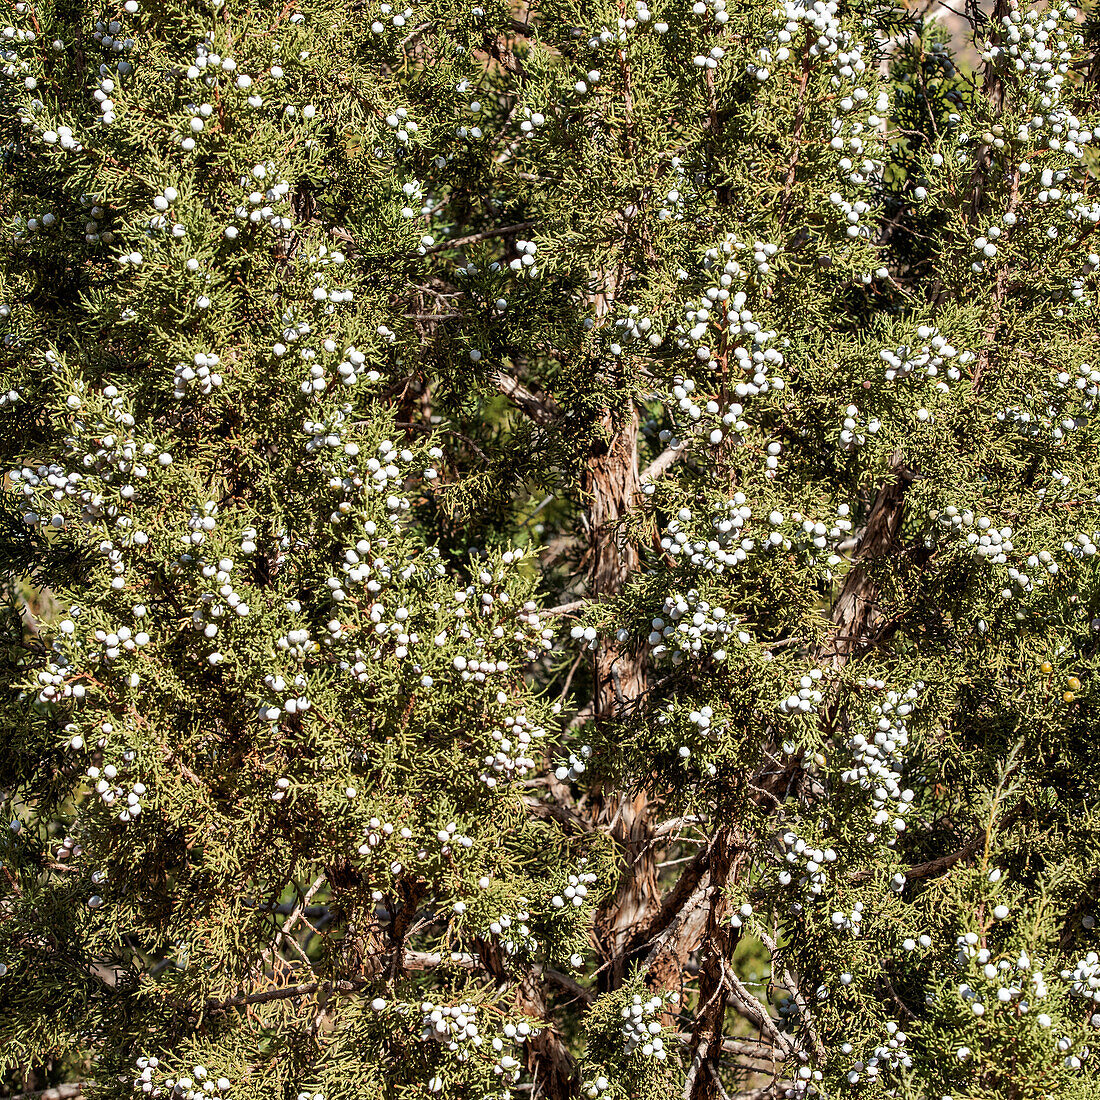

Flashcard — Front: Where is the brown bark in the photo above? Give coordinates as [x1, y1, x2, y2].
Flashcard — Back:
[820, 451, 915, 666]
[608, 843, 713, 1000]
[650, 895, 711, 996]
[585, 276, 644, 717]
[585, 405, 642, 642]
[690, 453, 919, 1082]
[517, 972, 578, 1098]
[583, 403, 664, 988]
[685, 828, 748, 1100]
[473, 935, 578, 1098]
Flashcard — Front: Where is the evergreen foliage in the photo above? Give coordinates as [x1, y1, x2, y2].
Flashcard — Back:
[2, 0, 1100, 1096]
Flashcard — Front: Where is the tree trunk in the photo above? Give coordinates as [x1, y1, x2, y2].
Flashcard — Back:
[685, 828, 746, 1100]
[518, 972, 578, 1099]
[822, 452, 914, 666]
[583, 402, 664, 988]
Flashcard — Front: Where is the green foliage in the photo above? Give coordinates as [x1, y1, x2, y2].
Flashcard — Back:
[3, 0, 1100, 1096]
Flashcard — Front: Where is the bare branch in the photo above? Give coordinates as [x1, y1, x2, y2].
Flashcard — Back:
[639, 421, 712, 485]
[536, 965, 594, 1006]
[639, 442, 686, 485]
[729, 1084, 798, 1100]
[654, 815, 709, 837]
[206, 979, 364, 1013]
[204, 952, 589, 1017]
[631, 844, 711, 966]
[522, 794, 595, 834]
[720, 1037, 784, 1061]
[758, 931, 823, 1061]
[818, 451, 915, 665]
[272, 874, 326, 962]
[706, 1062, 734, 1100]
[721, 968, 796, 1059]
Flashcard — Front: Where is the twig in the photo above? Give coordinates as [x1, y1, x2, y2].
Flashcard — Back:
[654, 815, 709, 837]
[522, 794, 595, 834]
[536, 965, 594, 1006]
[207, 979, 362, 1013]
[707, 1061, 734, 1100]
[272, 874, 326, 961]
[721, 968, 795, 1058]
[639, 429, 699, 484]
[730, 1084, 797, 1100]
[207, 947, 484, 1013]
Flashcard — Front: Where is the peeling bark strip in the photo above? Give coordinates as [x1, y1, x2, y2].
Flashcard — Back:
[578, 246, 665, 996]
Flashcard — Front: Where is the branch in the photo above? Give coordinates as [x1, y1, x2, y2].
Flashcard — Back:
[639, 443, 685, 485]
[638, 433, 695, 485]
[682, 1037, 711, 1100]
[817, 451, 915, 665]
[404, 950, 476, 970]
[639, 413, 720, 485]
[522, 794, 595, 834]
[758, 932, 823, 1061]
[495, 369, 559, 425]
[654, 815, 709, 837]
[397, 20, 433, 51]
[706, 1062, 733, 1100]
[720, 1037, 784, 1061]
[423, 221, 536, 256]
[204, 952, 589, 1015]
[206, 979, 365, 1013]
[848, 830, 984, 884]
[537, 965, 594, 1006]
[8, 1086, 89, 1100]
[541, 599, 589, 617]
[630, 843, 711, 965]
[729, 1085, 798, 1100]
[780, 964, 824, 1060]
[272, 874, 325, 960]
[208, 953, 450, 1013]
[721, 968, 796, 1059]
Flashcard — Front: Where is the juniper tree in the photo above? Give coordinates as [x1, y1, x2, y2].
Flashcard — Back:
[3, 0, 1100, 1097]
